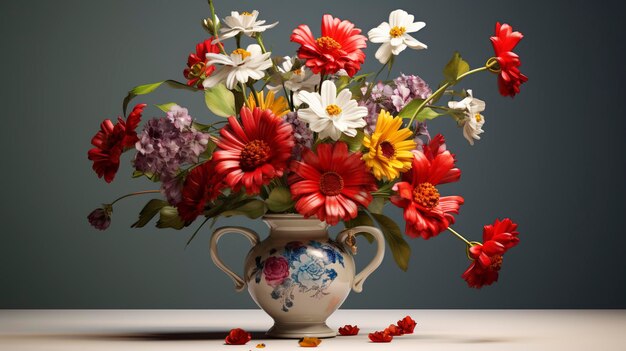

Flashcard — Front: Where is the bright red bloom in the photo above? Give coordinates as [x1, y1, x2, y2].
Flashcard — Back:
[183, 38, 221, 88]
[224, 328, 251, 345]
[384, 324, 405, 336]
[422, 134, 460, 184]
[88, 104, 146, 183]
[397, 316, 417, 334]
[338, 325, 359, 336]
[390, 148, 464, 240]
[213, 107, 294, 195]
[177, 160, 224, 223]
[368, 331, 393, 343]
[291, 14, 367, 77]
[462, 218, 520, 288]
[289, 142, 377, 226]
[490, 22, 528, 97]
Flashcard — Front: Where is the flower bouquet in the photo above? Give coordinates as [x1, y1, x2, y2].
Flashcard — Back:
[88, 1, 526, 290]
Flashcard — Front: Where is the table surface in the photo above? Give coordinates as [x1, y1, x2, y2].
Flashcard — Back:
[1, 309, 625, 350]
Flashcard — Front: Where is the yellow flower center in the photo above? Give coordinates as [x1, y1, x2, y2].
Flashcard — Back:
[240, 140, 271, 171]
[190, 62, 206, 77]
[316, 36, 342, 50]
[379, 140, 396, 159]
[475, 113, 483, 123]
[413, 182, 440, 209]
[293, 68, 303, 75]
[319, 171, 344, 196]
[325, 104, 342, 116]
[241, 11, 253, 16]
[232, 48, 251, 60]
[389, 26, 406, 38]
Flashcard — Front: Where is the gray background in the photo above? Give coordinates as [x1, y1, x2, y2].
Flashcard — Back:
[1, 0, 624, 309]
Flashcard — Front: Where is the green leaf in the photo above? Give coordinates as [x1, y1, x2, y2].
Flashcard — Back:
[344, 212, 375, 243]
[368, 197, 385, 214]
[339, 129, 365, 152]
[131, 170, 159, 182]
[204, 83, 236, 117]
[132, 199, 169, 228]
[266, 187, 294, 213]
[443, 51, 470, 84]
[122, 80, 197, 116]
[221, 199, 267, 219]
[155, 102, 178, 112]
[200, 139, 218, 160]
[156, 206, 186, 230]
[398, 99, 443, 122]
[371, 213, 411, 271]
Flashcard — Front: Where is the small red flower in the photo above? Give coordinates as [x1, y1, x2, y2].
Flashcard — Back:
[289, 142, 377, 226]
[88, 104, 146, 183]
[213, 107, 294, 195]
[390, 147, 464, 239]
[225, 328, 251, 345]
[368, 331, 393, 343]
[177, 160, 224, 223]
[184, 38, 221, 88]
[462, 218, 520, 288]
[291, 14, 367, 77]
[384, 324, 405, 336]
[490, 22, 528, 97]
[397, 316, 417, 334]
[421, 134, 461, 184]
[338, 325, 359, 336]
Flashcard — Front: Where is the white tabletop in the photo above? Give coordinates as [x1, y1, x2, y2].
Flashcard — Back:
[1, 309, 624, 350]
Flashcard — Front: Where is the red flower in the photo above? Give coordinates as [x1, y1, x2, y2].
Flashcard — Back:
[390, 148, 464, 239]
[462, 218, 520, 288]
[291, 14, 367, 77]
[338, 325, 359, 336]
[183, 38, 221, 88]
[263, 256, 290, 287]
[490, 22, 528, 97]
[289, 142, 377, 226]
[384, 324, 405, 336]
[368, 331, 393, 343]
[213, 107, 294, 195]
[422, 134, 460, 184]
[225, 328, 251, 345]
[88, 104, 146, 183]
[397, 316, 417, 334]
[177, 160, 224, 223]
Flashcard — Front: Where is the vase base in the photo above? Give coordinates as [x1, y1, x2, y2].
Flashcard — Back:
[266, 322, 336, 339]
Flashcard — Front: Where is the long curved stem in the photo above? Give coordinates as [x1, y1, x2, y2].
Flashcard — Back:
[447, 226, 471, 246]
[111, 190, 161, 205]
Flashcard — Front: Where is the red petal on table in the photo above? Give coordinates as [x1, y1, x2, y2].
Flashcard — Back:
[397, 315, 417, 334]
[298, 337, 322, 347]
[368, 331, 393, 342]
[225, 328, 251, 345]
[338, 324, 360, 336]
[384, 324, 405, 336]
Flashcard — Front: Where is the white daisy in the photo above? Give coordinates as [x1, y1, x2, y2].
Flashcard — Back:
[269, 56, 320, 94]
[297, 81, 367, 141]
[448, 90, 486, 145]
[220, 10, 278, 40]
[368, 9, 427, 64]
[203, 44, 273, 89]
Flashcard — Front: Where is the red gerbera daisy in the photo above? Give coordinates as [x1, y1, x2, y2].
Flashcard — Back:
[183, 37, 221, 88]
[289, 142, 376, 226]
[462, 218, 520, 288]
[213, 107, 294, 195]
[490, 22, 528, 97]
[390, 148, 464, 239]
[177, 160, 224, 223]
[87, 104, 146, 183]
[422, 134, 460, 184]
[291, 14, 367, 77]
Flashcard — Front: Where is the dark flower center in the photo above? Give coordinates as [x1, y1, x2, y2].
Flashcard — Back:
[190, 62, 206, 77]
[240, 139, 271, 171]
[413, 182, 440, 209]
[380, 140, 396, 159]
[319, 171, 344, 196]
[489, 255, 503, 271]
[316, 36, 342, 50]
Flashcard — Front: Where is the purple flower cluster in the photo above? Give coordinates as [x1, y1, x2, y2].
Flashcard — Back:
[391, 74, 431, 113]
[284, 111, 313, 160]
[133, 105, 209, 204]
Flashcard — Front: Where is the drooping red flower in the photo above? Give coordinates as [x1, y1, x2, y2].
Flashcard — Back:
[421, 134, 460, 184]
[291, 14, 367, 77]
[88, 104, 146, 183]
[338, 325, 360, 336]
[177, 160, 224, 223]
[397, 315, 417, 334]
[213, 107, 294, 195]
[384, 324, 405, 336]
[462, 218, 520, 288]
[368, 331, 393, 343]
[490, 22, 528, 97]
[289, 142, 377, 226]
[390, 149, 464, 240]
[224, 328, 251, 345]
[183, 38, 221, 88]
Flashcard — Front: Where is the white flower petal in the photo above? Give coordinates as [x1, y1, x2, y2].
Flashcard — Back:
[202, 68, 229, 88]
[391, 42, 407, 55]
[406, 21, 426, 33]
[225, 70, 239, 89]
[320, 81, 337, 107]
[403, 35, 427, 50]
[368, 25, 391, 43]
[206, 53, 233, 66]
[335, 89, 352, 108]
[375, 42, 393, 64]
[297, 91, 325, 116]
[389, 9, 408, 28]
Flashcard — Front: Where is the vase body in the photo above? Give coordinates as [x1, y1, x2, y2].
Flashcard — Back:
[210, 214, 384, 338]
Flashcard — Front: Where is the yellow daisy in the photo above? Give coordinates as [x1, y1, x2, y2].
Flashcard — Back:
[246, 90, 290, 117]
[362, 110, 417, 180]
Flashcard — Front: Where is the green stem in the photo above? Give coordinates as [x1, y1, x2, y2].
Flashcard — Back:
[207, 0, 226, 55]
[447, 226, 471, 246]
[111, 190, 161, 205]
[247, 82, 260, 106]
[456, 66, 489, 81]
[235, 33, 242, 49]
[407, 82, 450, 129]
[240, 82, 248, 105]
[364, 61, 388, 100]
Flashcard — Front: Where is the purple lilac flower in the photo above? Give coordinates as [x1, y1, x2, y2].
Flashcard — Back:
[413, 122, 431, 151]
[161, 176, 184, 205]
[167, 105, 193, 130]
[284, 111, 313, 160]
[87, 205, 112, 230]
[391, 74, 431, 113]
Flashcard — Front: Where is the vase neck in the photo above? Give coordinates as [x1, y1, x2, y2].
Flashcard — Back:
[264, 215, 329, 240]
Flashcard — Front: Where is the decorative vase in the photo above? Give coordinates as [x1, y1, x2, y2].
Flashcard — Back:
[210, 214, 385, 338]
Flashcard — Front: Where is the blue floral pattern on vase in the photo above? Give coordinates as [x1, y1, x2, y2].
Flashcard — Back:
[252, 241, 345, 312]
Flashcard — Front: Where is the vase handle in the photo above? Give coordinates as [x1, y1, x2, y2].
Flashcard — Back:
[337, 226, 385, 293]
[210, 226, 260, 292]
